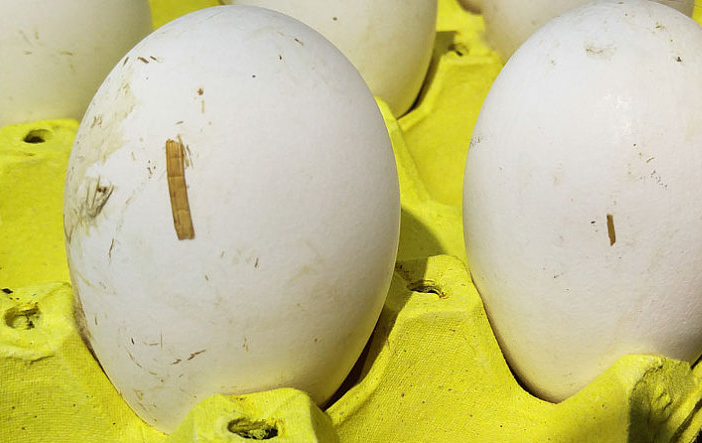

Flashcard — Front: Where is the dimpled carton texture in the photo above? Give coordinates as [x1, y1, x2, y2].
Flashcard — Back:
[2, 0, 702, 442]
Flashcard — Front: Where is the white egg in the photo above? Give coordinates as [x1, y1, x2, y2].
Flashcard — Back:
[224, 0, 437, 117]
[483, 0, 694, 59]
[463, 0, 702, 402]
[0, 0, 152, 127]
[64, 6, 400, 432]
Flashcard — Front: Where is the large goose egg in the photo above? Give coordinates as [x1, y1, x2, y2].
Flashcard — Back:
[225, 0, 437, 117]
[64, 5, 400, 432]
[483, 0, 694, 59]
[0, 0, 152, 127]
[464, 0, 702, 401]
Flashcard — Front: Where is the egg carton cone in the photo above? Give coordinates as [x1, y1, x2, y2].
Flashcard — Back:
[3, 0, 702, 442]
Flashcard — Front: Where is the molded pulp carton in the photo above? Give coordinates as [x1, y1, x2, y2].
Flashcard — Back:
[2, 1, 702, 441]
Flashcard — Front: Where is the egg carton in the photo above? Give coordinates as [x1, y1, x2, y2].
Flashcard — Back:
[2, 0, 702, 442]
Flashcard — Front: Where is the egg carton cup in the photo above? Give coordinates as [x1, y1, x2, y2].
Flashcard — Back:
[3, 0, 702, 442]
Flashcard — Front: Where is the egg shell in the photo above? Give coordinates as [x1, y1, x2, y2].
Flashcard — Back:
[463, 0, 702, 402]
[225, 0, 437, 117]
[0, 0, 152, 127]
[64, 5, 400, 432]
[483, 0, 694, 59]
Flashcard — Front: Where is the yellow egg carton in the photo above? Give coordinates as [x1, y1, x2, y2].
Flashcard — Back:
[3, 0, 702, 441]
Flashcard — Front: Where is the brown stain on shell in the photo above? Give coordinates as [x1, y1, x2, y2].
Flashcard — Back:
[166, 139, 195, 240]
[607, 214, 616, 246]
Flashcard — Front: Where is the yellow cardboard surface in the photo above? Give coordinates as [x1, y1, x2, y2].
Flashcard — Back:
[329, 255, 702, 443]
[149, 0, 223, 28]
[168, 390, 338, 442]
[0, 120, 76, 287]
[2, 0, 702, 442]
